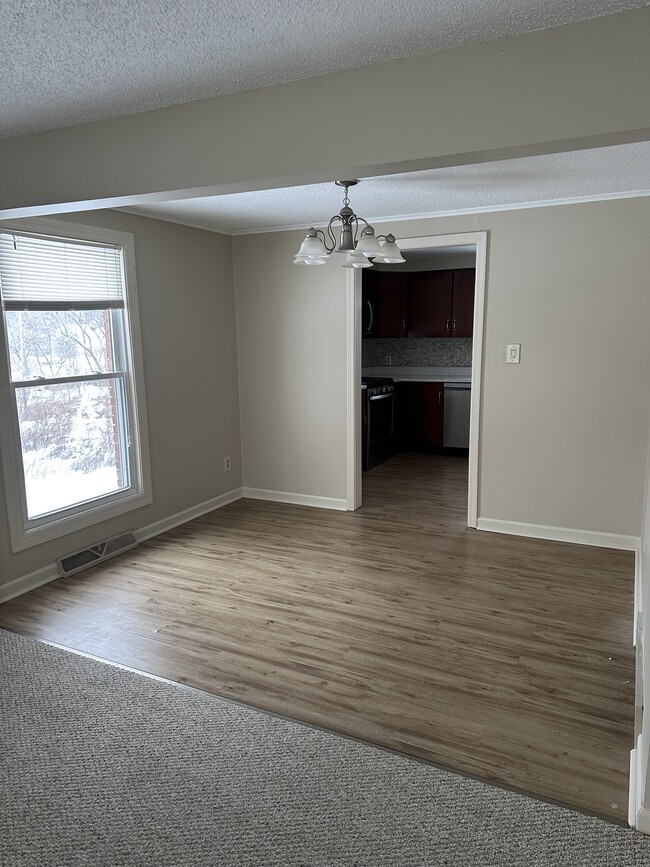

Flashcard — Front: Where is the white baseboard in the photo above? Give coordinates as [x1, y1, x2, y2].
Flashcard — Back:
[0, 563, 59, 605]
[637, 808, 650, 835]
[476, 518, 640, 551]
[243, 487, 348, 511]
[633, 722, 650, 835]
[630, 733, 650, 830]
[0, 488, 244, 605]
[630, 749, 637, 827]
[134, 487, 243, 542]
[631, 746, 639, 827]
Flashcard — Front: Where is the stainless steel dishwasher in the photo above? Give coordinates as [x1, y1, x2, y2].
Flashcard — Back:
[443, 382, 471, 448]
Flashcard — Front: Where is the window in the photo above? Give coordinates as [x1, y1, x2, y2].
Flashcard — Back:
[0, 219, 151, 552]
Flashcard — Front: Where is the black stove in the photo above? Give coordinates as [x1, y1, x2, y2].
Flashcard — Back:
[362, 378, 395, 469]
[362, 376, 394, 396]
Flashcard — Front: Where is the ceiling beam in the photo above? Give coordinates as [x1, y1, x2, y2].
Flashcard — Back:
[1, 8, 648, 218]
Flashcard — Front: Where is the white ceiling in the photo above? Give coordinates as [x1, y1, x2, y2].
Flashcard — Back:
[122, 142, 650, 234]
[3, 0, 647, 139]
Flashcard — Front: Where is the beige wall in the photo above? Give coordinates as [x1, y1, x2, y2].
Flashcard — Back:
[0, 210, 242, 587]
[1, 8, 648, 215]
[234, 197, 650, 536]
[233, 232, 348, 500]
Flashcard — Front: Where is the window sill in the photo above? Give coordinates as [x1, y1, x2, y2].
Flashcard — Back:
[9, 488, 153, 553]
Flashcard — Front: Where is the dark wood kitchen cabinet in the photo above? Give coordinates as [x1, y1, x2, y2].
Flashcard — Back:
[407, 271, 454, 337]
[451, 268, 475, 337]
[407, 268, 475, 338]
[377, 272, 408, 337]
[365, 267, 475, 339]
[396, 381, 444, 448]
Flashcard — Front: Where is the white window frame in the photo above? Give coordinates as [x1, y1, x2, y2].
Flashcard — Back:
[0, 217, 152, 553]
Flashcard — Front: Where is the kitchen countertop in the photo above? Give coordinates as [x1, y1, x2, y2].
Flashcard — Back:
[362, 366, 471, 383]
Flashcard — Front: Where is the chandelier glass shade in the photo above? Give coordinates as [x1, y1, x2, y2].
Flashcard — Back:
[293, 180, 405, 268]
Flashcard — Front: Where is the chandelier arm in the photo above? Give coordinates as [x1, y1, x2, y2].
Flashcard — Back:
[313, 228, 330, 250]
[325, 216, 341, 252]
[351, 217, 360, 247]
[353, 216, 372, 246]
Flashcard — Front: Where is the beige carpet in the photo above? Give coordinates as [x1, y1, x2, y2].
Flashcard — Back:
[1, 627, 649, 866]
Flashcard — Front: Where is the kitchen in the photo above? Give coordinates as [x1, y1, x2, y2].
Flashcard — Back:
[361, 247, 476, 487]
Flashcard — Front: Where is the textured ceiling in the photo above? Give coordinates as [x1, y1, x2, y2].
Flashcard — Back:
[3, 0, 648, 138]
[122, 142, 650, 234]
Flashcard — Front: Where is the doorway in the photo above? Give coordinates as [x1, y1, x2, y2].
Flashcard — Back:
[346, 231, 488, 523]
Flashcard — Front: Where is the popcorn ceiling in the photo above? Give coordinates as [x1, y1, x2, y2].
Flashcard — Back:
[2, 0, 646, 138]
[122, 141, 650, 234]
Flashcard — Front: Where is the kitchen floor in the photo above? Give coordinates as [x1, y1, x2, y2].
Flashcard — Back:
[0, 453, 635, 822]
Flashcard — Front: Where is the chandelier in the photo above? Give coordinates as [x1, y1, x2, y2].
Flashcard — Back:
[293, 180, 405, 269]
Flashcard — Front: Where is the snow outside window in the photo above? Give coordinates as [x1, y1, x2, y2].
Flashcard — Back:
[0, 220, 151, 553]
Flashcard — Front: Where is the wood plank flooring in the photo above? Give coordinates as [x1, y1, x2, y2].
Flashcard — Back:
[0, 453, 635, 821]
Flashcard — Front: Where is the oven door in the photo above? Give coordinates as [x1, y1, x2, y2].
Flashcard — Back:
[368, 391, 394, 451]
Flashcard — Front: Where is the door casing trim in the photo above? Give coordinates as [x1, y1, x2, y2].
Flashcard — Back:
[345, 229, 488, 527]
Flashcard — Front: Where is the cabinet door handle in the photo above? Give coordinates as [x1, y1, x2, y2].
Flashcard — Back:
[453, 319, 457, 331]
[446, 319, 450, 331]
[365, 299, 374, 333]
[438, 390, 442, 404]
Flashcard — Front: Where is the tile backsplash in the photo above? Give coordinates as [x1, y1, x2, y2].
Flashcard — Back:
[363, 337, 473, 368]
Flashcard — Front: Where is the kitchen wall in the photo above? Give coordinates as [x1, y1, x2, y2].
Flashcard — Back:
[0, 210, 242, 589]
[363, 338, 473, 368]
[233, 195, 650, 538]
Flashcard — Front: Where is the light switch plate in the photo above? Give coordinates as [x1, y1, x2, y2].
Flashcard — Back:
[506, 344, 521, 363]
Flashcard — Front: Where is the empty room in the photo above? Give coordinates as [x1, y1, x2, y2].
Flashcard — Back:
[2, 3, 650, 865]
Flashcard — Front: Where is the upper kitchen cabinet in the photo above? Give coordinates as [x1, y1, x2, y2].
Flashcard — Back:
[364, 266, 476, 339]
[407, 271, 454, 338]
[377, 272, 408, 337]
[451, 269, 476, 338]
[408, 268, 475, 338]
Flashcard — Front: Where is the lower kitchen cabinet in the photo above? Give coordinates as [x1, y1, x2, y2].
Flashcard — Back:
[396, 382, 444, 448]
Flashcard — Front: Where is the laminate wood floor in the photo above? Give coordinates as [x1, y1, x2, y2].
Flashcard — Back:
[0, 453, 635, 821]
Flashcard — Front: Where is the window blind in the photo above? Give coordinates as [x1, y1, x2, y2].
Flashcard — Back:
[0, 231, 125, 310]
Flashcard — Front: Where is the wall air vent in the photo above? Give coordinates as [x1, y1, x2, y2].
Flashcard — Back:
[57, 532, 138, 578]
